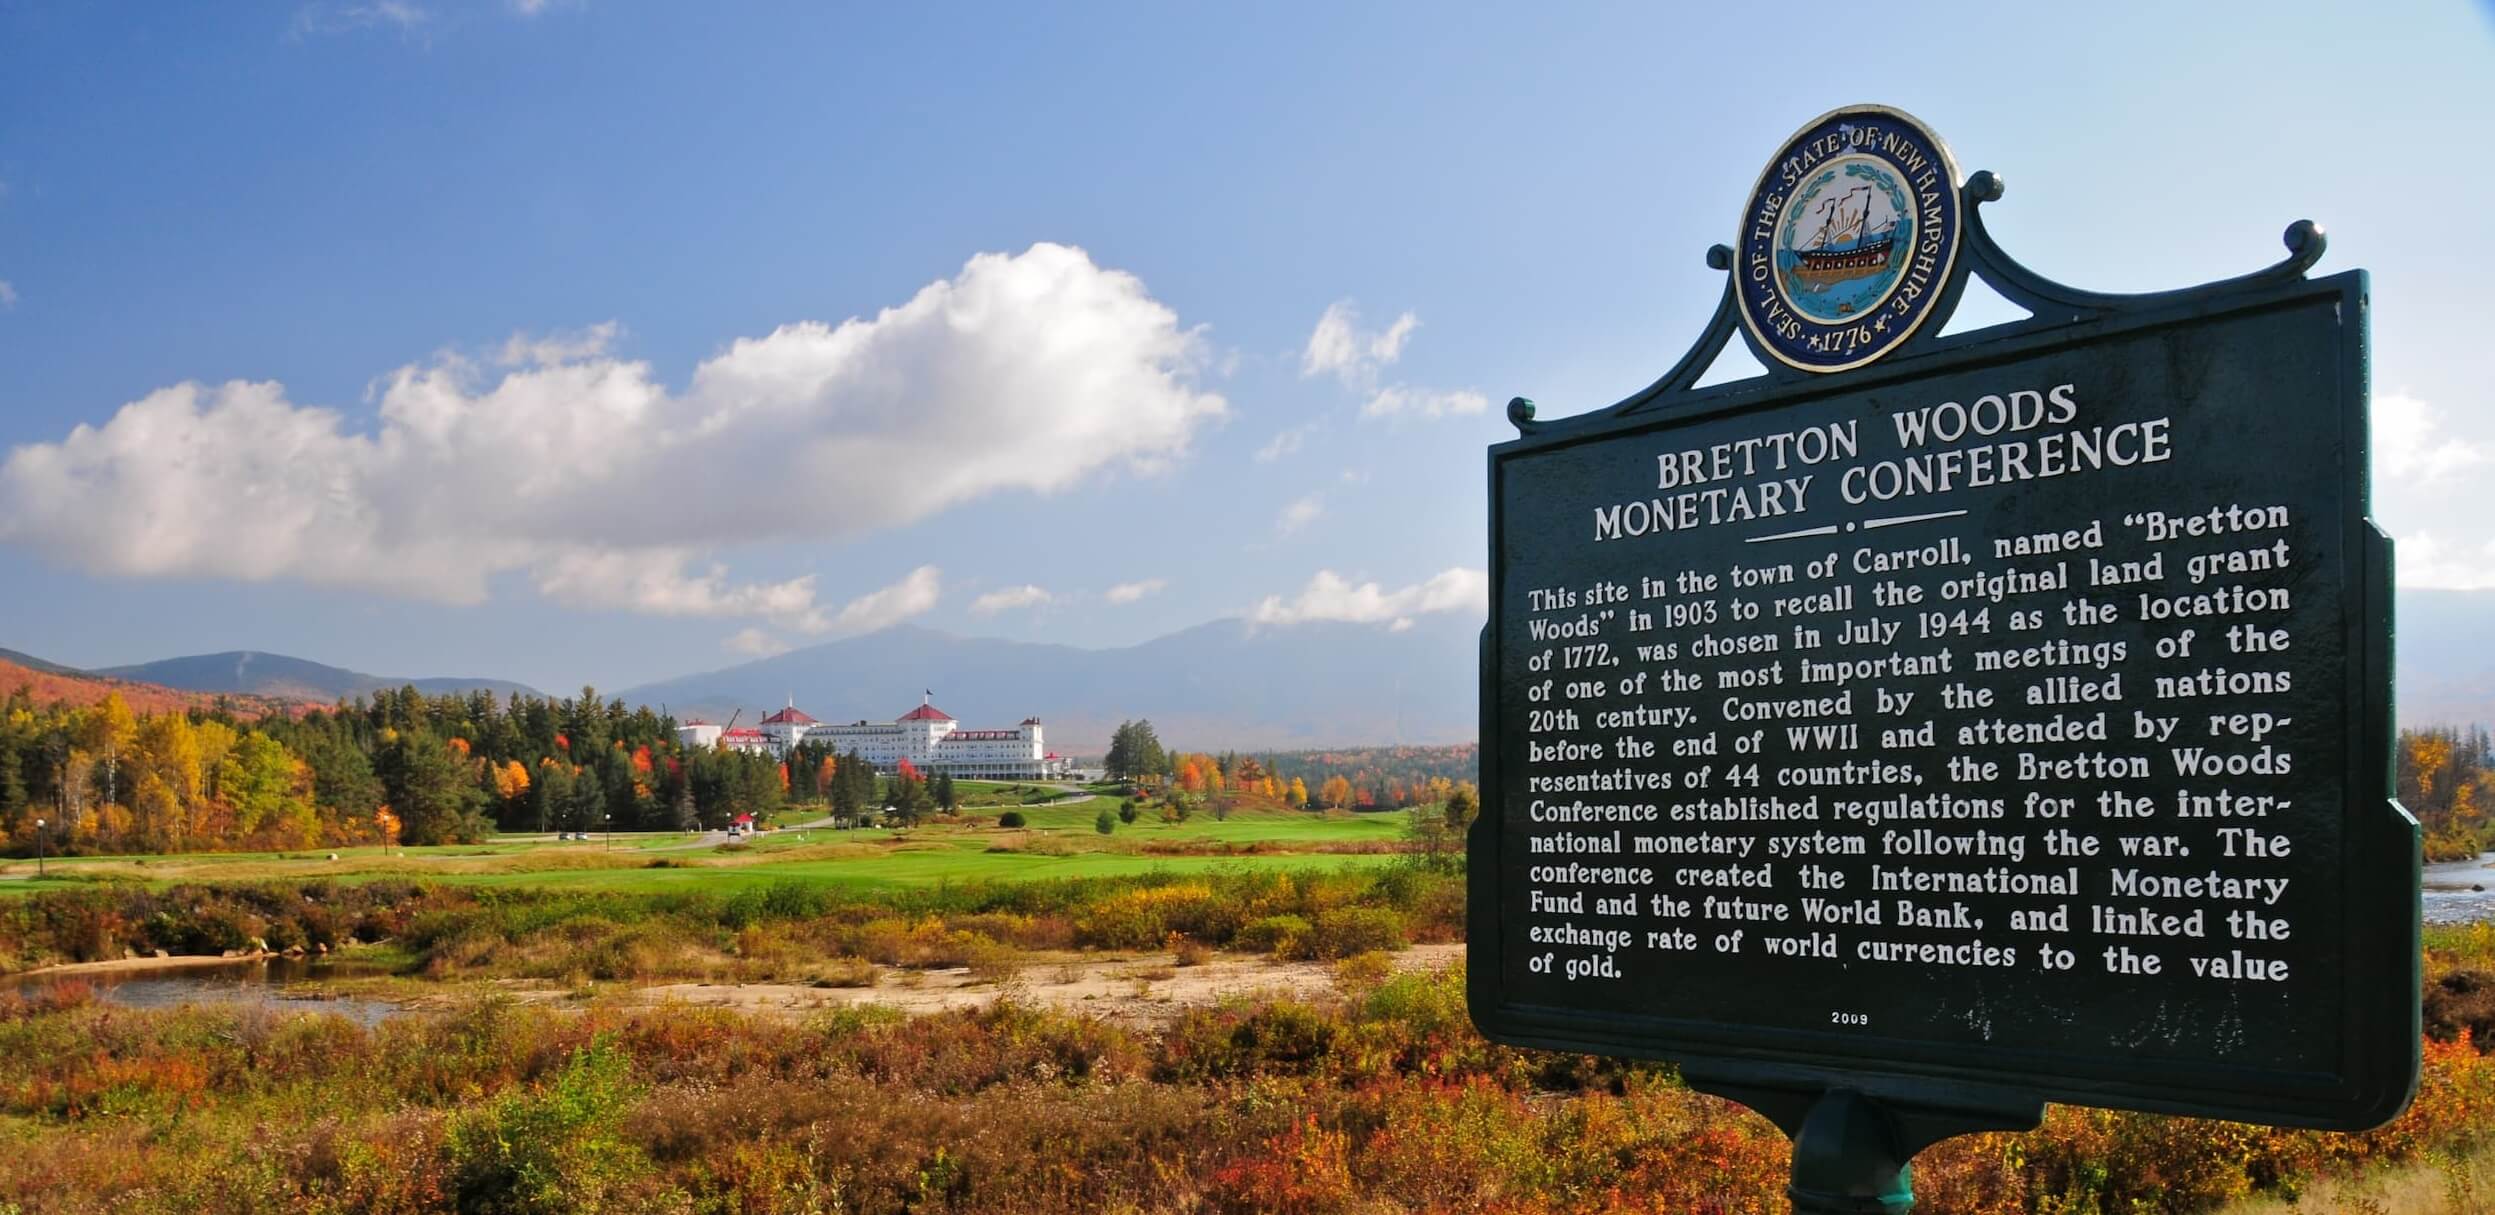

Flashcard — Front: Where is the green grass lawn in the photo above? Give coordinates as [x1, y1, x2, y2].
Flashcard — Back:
[0, 800, 1423, 895]
[943, 779, 1092, 809]
[420, 845, 1406, 893]
[1001, 799, 1408, 844]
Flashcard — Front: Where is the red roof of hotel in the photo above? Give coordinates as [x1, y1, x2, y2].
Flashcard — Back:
[760, 706, 817, 726]
[899, 703, 955, 722]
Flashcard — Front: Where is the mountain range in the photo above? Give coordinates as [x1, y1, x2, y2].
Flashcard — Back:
[86, 651, 540, 703]
[6, 588, 2489, 753]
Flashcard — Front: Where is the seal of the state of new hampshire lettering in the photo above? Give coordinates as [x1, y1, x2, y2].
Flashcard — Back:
[1735, 105, 1962, 373]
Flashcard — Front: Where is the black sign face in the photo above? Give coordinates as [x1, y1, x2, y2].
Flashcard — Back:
[1472, 273, 2417, 1129]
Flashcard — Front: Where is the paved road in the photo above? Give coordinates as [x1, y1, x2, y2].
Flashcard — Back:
[635, 815, 839, 852]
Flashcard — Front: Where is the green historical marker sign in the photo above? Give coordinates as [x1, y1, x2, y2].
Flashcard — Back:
[1469, 106, 2418, 1211]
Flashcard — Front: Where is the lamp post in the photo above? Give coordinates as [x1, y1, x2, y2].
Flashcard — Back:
[32, 818, 44, 879]
[604, 813, 611, 852]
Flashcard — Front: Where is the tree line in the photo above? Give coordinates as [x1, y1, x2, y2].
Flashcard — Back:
[0, 684, 795, 854]
[1102, 720, 1478, 815]
[0, 682, 1501, 857]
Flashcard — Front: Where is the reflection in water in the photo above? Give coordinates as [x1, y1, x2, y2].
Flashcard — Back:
[2, 956, 404, 1026]
[2426, 853, 2495, 925]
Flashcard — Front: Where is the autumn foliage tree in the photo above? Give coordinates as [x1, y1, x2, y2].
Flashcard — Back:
[2402, 725, 2494, 861]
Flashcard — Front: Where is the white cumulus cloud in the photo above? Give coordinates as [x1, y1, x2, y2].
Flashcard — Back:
[0, 244, 1223, 626]
[826, 565, 943, 634]
[1254, 422, 1318, 463]
[1250, 567, 1487, 631]
[2372, 391, 2495, 590]
[1105, 578, 1166, 604]
[1362, 385, 1487, 420]
[1302, 299, 1482, 425]
[535, 548, 833, 631]
[2394, 534, 2495, 592]
[1276, 492, 1324, 535]
[498, 321, 619, 367]
[1301, 300, 1417, 387]
[2377, 393, 2487, 484]
[289, 1, 432, 39]
[970, 584, 1054, 615]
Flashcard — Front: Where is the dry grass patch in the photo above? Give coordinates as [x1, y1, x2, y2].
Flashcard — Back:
[2221, 1145, 2495, 1214]
[810, 957, 880, 988]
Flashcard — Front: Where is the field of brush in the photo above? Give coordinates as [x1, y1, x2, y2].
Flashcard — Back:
[1, 796, 2489, 1213]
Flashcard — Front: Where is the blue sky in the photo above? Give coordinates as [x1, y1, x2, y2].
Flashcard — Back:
[0, 1, 2489, 693]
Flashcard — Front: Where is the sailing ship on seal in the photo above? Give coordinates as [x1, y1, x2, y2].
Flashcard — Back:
[1785, 184, 1900, 289]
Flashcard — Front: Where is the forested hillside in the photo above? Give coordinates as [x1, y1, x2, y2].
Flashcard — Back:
[0, 658, 292, 718]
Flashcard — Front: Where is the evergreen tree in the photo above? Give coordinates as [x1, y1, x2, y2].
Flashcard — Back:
[828, 752, 860, 825]
[1094, 807, 1115, 835]
[885, 770, 931, 826]
[1130, 720, 1168, 778]
[597, 748, 638, 829]
[1104, 721, 1134, 781]
[846, 750, 877, 819]
[378, 729, 490, 845]
[296, 728, 383, 830]
[566, 765, 607, 835]
[531, 762, 571, 833]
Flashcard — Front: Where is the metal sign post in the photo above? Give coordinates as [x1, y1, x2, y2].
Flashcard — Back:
[1470, 106, 2417, 1212]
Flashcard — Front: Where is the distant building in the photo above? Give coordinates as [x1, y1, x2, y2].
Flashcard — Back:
[718, 726, 773, 755]
[809, 694, 1067, 779]
[758, 701, 818, 753]
[679, 693, 1066, 779]
[675, 718, 724, 750]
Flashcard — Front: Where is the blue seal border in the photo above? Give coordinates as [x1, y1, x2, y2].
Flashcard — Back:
[1734, 105, 1964, 374]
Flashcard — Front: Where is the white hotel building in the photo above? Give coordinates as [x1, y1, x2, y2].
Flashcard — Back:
[680, 695, 1068, 780]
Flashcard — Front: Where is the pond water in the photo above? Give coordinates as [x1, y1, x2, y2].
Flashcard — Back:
[2425, 853, 2495, 925]
[1, 956, 406, 1026]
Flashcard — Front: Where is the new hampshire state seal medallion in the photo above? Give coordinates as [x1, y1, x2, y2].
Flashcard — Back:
[1735, 105, 1963, 373]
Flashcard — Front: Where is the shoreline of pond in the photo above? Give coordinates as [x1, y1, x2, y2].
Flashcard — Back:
[15, 950, 290, 978]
